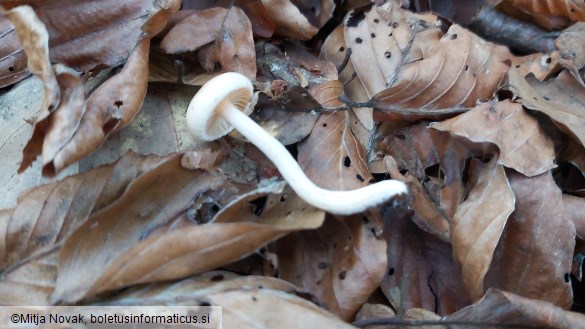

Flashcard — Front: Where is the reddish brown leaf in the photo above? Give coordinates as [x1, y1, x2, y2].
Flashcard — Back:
[484, 171, 575, 308]
[452, 158, 515, 301]
[381, 207, 471, 315]
[446, 288, 585, 328]
[431, 100, 556, 177]
[40, 38, 150, 175]
[52, 177, 323, 303]
[160, 7, 256, 79]
[277, 215, 387, 320]
[0, 0, 177, 88]
[498, 0, 585, 30]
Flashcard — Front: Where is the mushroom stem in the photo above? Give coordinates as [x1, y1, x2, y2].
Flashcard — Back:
[218, 102, 407, 215]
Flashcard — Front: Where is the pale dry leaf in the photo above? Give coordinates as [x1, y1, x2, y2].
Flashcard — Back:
[1, 5, 60, 125]
[451, 157, 515, 301]
[261, 0, 319, 40]
[430, 100, 556, 177]
[277, 215, 387, 321]
[207, 288, 358, 329]
[298, 81, 373, 191]
[484, 170, 575, 308]
[321, 24, 374, 130]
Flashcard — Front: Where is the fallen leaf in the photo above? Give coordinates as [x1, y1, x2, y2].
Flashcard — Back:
[451, 157, 515, 301]
[160, 7, 256, 79]
[276, 215, 387, 320]
[260, 0, 319, 40]
[484, 170, 575, 308]
[298, 82, 373, 191]
[562, 194, 585, 241]
[381, 206, 471, 315]
[430, 100, 556, 177]
[446, 288, 585, 328]
[498, 0, 585, 30]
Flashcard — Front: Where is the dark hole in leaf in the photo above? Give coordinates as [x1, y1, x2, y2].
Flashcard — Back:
[544, 96, 550, 101]
[250, 196, 268, 216]
[8, 66, 14, 72]
[374, 19, 379, 23]
[211, 204, 220, 212]
[318, 262, 329, 269]
[311, 6, 316, 13]
[389, 32, 393, 36]
[286, 143, 298, 161]
[356, 174, 364, 182]
[339, 47, 344, 52]
[280, 194, 288, 202]
[114, 100, 123, 107]
[252, 296, 257, 302]
[545, 57, 552, 64]
[388, 268, 395, 276]
[199, 301, 211, 307]
[102, 117, 120, 134]
[285, 211, 292, 216]
[384, 51, 391, 58]
[210, 274, 224, 282]
[362, 216, 369, 223]
[355, 37, 363, 44]
[464, 65, 469, 71]
[392, 22, 398, 28]
[322, 123, 327, 127]
[449, 34, 457, 40]
[371, 33, 376, 38]
[565, 273, 570, 283]
[395, 134, 406, 140]
[344, 156, 351, 167]
[338, 271, 347, 280]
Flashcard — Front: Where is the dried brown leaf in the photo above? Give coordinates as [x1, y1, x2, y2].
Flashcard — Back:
[451, 158, 514, 301]
[261, 0, 319, 40]
[484, 171, 575, 308]
[446, 288, 585, 329]
[498, 0, 585, 30]
[298, 82, 373, 191]
[160, 7, 256, 79]
[0, 0, 176, 88]
[431, 100, 556, 177]
[381, 208, 470, 315]
[562, 194, 585, 241]
[277, 215, 387, 320]
[509, 67, 585, 155]
[39, 38, 150, 175]
[52, 177, 323, 303]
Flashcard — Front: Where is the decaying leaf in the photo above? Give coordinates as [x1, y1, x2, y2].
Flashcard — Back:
[342, 2, 510, 121]
[446, 288, 585, 328]
[381, 205, 470, 315]
[160, 7, 256, 79]
[451, 157, 515, 301]
[498, 0, 585, 30]
[0, 0, 176, 88]
[52, 177, 324, 303]
[277, 215, 387, 320]
[260, 0, 320, 40]
[484, 171, 575, 308]
[431, 100, 556, 177]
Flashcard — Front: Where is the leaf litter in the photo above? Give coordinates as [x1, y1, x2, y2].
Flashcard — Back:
[1, 0, 585, 328]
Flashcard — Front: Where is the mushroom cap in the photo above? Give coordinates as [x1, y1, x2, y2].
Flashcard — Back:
[186, 72, 254, 141]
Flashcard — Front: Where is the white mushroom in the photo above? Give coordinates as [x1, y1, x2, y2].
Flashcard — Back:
[186, 72, 407, 215]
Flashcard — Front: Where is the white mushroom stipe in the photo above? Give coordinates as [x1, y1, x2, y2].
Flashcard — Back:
[186, 72, 408, 215]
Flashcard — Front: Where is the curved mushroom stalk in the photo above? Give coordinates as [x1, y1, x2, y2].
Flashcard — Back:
[187, 72, 408, 215]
